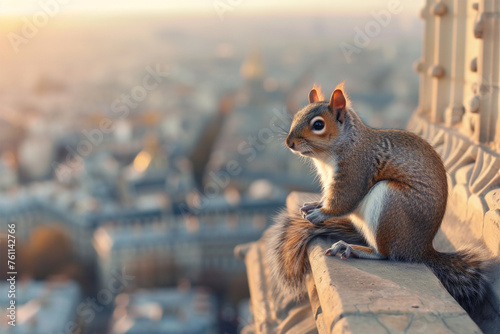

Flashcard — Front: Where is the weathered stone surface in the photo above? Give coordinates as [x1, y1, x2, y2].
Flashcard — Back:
[377, 314, 411, 332]
[467, 195, 487, 239]
[332, 316, 387, 334]
[307, 238, 482, 334]
[455, 164, 474, 185]
[450, 184, 470, 219]
[306, 275, 327, 334]
[485, 189, 500, 210]
[484, 209, 500, 256]
[240, 239, 318, 334]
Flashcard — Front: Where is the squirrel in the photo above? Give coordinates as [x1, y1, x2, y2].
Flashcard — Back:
[266, 83, 489, 312]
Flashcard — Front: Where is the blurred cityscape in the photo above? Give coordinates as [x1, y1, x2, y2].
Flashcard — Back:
[0, 9, 421, 334]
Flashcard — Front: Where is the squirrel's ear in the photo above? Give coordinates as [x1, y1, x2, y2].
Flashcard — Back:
[308, 89, 319, 104]
[329, 89, 346, 123]
[308, 84, 324, 104]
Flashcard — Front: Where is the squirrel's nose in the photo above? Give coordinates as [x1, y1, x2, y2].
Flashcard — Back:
[289, 142, 295, 150]
[286, 138, 297, 150]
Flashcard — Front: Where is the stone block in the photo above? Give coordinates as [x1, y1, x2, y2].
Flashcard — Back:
[455, 164, 474, 185]
[467, 194, 487, 239]
[449, 184, 470, 219]
[483, 209, 500, 256]
[485, 188, 500, 210]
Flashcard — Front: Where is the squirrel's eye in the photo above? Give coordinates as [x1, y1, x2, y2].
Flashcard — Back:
[310, 116, 326, 134]
[313, 120, 324, 130]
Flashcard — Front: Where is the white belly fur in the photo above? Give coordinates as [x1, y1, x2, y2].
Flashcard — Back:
[349, 181, 389, 251]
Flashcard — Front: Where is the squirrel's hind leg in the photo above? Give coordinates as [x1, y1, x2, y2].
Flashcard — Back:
[325, 240, 386, 260]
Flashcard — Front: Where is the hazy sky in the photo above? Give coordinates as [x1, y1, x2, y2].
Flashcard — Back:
[1, 0, 423, 17]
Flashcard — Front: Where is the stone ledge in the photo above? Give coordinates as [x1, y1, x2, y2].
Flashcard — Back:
[236, 239, 318, 334]
[237, 192, 483, 333]
[308, 238, 481, 333]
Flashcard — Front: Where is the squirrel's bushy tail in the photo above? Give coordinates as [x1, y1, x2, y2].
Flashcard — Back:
[264, 209, 365, 298]
[426, 250, 489, 312]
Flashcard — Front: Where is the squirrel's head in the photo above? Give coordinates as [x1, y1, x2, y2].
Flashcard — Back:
[286, 83, 349, 157]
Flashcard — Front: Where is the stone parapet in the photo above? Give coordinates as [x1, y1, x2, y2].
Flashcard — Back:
[234, 240, 317, 334]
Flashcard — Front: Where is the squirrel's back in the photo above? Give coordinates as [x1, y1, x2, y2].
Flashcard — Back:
[366, 128, 448, 197]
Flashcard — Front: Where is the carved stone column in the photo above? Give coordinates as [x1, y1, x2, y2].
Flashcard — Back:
[444, 0, 467, 126]
[429, 0, 454, 123]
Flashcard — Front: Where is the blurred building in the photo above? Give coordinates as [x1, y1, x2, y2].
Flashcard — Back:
[109, 288, 217, 334]
[0, 281, 81, 333]
[93, 198, 283, 291]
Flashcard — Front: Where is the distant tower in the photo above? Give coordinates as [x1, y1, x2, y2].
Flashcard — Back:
[240, 49, 266, 104]
[189, 94, 234, 190]
[18, 118, 55, 182]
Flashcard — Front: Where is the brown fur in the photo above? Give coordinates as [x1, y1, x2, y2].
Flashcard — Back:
[265, 210, 366, 297]
[275, 83, 490, 312]
[349, 245, 376, 256]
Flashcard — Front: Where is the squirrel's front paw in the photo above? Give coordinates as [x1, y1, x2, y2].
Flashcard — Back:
[300, 201, 322, 218]
[305, 208, 327, 224]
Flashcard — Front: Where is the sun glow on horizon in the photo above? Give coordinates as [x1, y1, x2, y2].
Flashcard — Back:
[0, 0, 422, 17]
